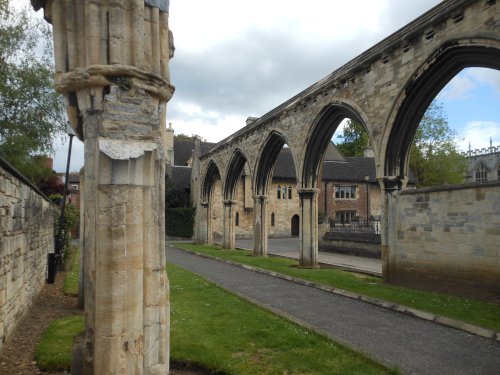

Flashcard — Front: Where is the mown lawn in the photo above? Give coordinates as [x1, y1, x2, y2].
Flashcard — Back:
[168, 262, 399, 374]
[35, 315, 84, 372]
[36, 262, 400, 374]
[174, 243, 500, 332]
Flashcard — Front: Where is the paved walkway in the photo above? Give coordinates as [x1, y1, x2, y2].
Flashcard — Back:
[166, 245, 500, 375]
[235, 237, 382, 276]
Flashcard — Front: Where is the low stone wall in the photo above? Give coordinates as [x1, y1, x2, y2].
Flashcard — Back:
[0, 158, 57, 349]
[320, 232, 381, 258]
[387, 181, 500, 300]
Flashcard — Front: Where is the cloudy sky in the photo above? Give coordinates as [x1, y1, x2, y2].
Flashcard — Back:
[53, 0, 500, 172]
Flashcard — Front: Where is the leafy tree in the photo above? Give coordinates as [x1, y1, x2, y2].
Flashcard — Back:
[409, 101, 467, 187]
[335, 119, 369, 157]
[0, 1, 66, 181]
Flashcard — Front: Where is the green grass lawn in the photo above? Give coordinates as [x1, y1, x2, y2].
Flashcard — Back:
[174, 243, 500, 332]
[63, 245, 80, 297]
[169, 262, 398, 374]
[35, 315, 84, 372]
[36, 263, 399, 374]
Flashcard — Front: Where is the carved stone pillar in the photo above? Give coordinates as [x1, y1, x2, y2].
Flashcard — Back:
[298, 188, 320, 268]
[377, 177, 405, 283]
[222, 200, 237, 249]
[253, 195, 268, 257]
[31, 1, 174, 374]
[197, 201, 212, 245]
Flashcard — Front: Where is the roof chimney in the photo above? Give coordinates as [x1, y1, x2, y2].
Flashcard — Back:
[363, 147, 375, 158]
[246, 116, 258, 126]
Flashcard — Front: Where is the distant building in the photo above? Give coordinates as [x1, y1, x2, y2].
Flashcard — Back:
[165, 126, 412, 239]
[465, 139, 500, 183]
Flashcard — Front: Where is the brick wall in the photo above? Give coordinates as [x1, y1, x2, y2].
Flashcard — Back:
[0, 160, 57, 349]
[387, 181, 500, 300]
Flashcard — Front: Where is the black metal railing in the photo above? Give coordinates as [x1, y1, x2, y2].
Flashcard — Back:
[329, 216, 380, 235]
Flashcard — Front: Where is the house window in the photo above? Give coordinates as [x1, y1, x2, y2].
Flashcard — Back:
[475, 163, 488, 182]
[71, 184, 79, 191]
[282, 186, 287, 200]
[271, 212, 275, 227]
[277, 185, 281, 199]
[288, 186, 292, 199]
[335, 185, 357, 199]
[497, 166, 500, 180]
[335, 211, 357, 224]
[235, 212, 239, 226]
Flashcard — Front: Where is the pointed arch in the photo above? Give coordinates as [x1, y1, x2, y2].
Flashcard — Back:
[384, 40, 500, 178]
[302, 102, 370, 188]
[254, 131, 295, 195]
[224, 149, 248, 200]
[202, 160, 221, 202]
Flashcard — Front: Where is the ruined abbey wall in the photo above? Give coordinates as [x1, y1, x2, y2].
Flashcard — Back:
[388, 181, 500, 300]
[0, 160, 57, 350]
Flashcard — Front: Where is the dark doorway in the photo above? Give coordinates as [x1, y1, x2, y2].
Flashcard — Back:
[291, 214, 299, 236]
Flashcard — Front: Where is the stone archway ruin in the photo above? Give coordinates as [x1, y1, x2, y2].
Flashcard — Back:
[31, 0, 175, 373]
[194, 0, 500, 292]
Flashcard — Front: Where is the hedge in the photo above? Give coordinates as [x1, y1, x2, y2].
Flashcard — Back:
[166, 207, 195, 238]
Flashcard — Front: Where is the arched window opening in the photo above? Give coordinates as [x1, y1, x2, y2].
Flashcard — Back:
[282, 186, 287, 200]
[271, 212, 275, 227]
[235, 212, 240, 226]
[288, 186, 292, 199]
[277, 185, 281, 199]
[475, 163, 488, 182]
[291, 214, 299, 236]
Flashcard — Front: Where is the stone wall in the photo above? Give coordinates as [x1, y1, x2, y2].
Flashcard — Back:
[0, 159, 57, 349]
[387, 181, 500, 300]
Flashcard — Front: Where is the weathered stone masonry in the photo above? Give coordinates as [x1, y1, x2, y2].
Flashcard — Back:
[387, 181, 500, 299]
[31, 0, 175, 373]
[0, 159, 57, 351]
[195, 0, 500, 286]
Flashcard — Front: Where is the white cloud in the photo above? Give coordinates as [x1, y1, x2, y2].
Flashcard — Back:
[468, 68, 500, 93]
[438, 68, 500, 100]
[438, 74, 476, 100]
[458, 121, 500, 151]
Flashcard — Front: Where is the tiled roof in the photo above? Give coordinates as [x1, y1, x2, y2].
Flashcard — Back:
[322, 158, 376, 182]
[174, 139, 216, 166]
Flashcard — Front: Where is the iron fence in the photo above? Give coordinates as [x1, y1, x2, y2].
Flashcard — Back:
[329, 216, 380, 235]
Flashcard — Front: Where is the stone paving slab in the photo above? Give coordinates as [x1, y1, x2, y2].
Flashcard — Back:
[167, 245, 500, 375]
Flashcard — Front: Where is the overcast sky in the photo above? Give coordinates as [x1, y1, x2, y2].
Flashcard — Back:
[53, 0, 500, 172]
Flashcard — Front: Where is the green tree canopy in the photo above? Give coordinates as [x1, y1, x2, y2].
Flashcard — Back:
[334, 100, 467, 187]
[335, 119, 369, 157]
[409, 101, 467, 187]
[0, 1, 66, 180]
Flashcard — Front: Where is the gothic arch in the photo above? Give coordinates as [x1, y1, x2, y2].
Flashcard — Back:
[202, 160, 221, 202]
[301, 101, 370, 188]
[224, 149, 248, 200]
[254, 130, 296, 195]
[384, 39, 500, 178]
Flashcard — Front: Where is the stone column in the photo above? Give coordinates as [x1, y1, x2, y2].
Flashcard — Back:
[32, 1, 175, 374]
[377, 177, 404, 283]
[298, 188, 320, 268]
[253, 195, 268, 256]
[196, 201, 212, 245]
[222, 200, 237, 249]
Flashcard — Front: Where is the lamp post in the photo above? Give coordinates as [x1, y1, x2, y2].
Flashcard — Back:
[48, 123, 75, 284]
[364, 175, 370, 225]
